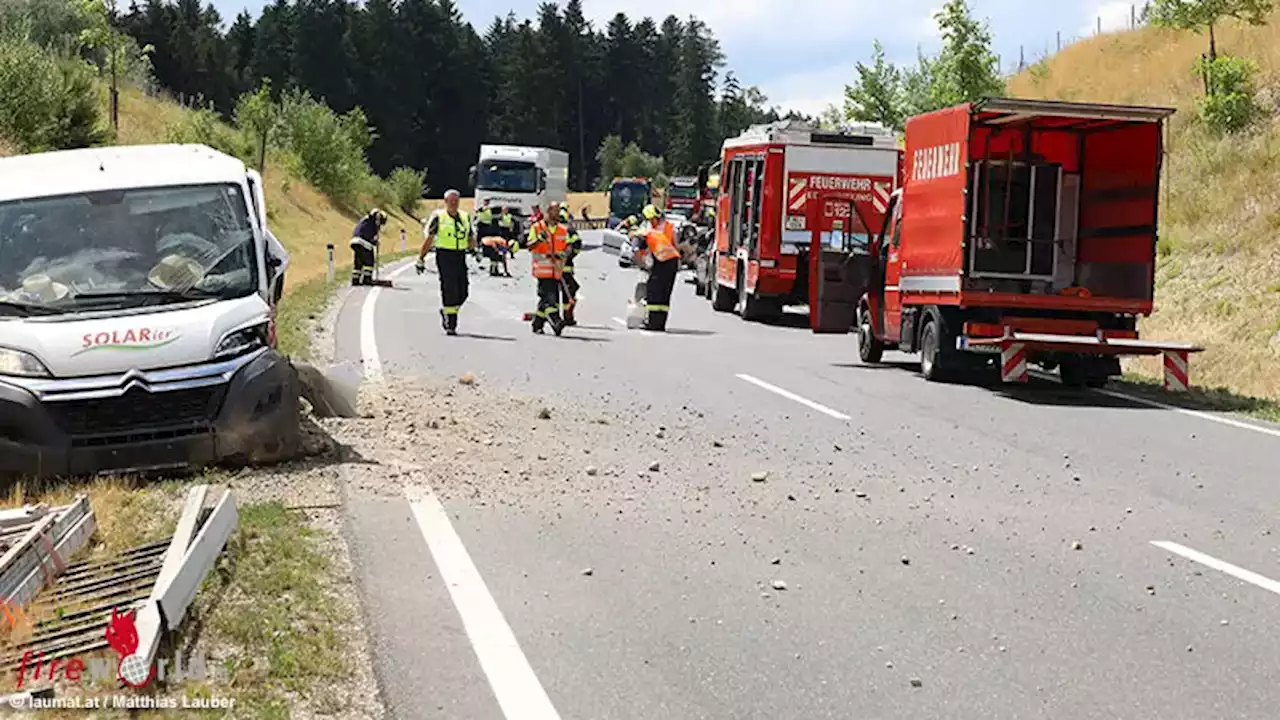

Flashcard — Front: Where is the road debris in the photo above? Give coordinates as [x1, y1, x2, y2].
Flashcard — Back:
[0, 496, 96, 610]
[649, 461, 661, 472]
[910, 677, 923, 688]
[581, 568, 594, 577]
[752, 471, 769, 483]
[537, 407, 552, 420]
[771, 580, 788, 591]
[459, 372, 476, 385]
[1072, 540, 1084, 550]
[0, 484, 237, 691]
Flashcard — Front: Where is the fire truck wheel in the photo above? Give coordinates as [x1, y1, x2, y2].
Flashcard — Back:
[919, 318, 948, 382]
[857, 305, 884, 364]
[711, 279, 736, 312]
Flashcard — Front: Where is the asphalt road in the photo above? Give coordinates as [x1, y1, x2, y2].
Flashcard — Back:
[334, 232, 1280, 720]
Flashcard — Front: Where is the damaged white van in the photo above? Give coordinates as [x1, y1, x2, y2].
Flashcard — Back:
[0, 144, 300, 479]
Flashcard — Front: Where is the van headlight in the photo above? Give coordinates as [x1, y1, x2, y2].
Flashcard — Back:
[0, 347, 51, 378]
[213, 323, 268, 359]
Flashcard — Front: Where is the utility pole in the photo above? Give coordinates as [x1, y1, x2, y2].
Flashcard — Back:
[577, 77, 586, 192]
[108, 0, 119, 134]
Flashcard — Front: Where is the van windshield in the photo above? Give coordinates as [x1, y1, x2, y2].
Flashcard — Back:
[477, 161, 538, 193]
[0, 183, 258, 313]
[668, 185, 698, 199]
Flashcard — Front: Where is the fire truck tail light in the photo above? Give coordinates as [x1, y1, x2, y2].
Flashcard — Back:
[759, 259, 776, 268]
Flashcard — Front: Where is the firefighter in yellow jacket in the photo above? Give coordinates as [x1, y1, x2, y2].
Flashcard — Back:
[636, 204, 681, 331]
[516, 201, 571, 335]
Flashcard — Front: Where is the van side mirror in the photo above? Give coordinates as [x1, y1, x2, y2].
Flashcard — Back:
[468, 166, 477, 188]
[537, 170, 546, 192]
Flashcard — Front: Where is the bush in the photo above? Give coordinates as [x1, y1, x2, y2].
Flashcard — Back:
[165, 104, 251, 161]
[0, 35, 106, 152]
[275, 88, 374, 207]
[385, 167, 426, 214]
[1195, 55, 1261, 135]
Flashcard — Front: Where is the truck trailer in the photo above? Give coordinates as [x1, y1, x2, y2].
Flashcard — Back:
[807, 97, 1203, 390]
[469, 145, 569, 231]
[709, 119, 901, 321]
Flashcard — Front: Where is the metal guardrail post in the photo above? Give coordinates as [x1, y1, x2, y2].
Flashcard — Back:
[326, 244, 335, 282]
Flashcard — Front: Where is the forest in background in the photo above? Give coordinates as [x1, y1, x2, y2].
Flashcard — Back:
[113, 0, 802, 194]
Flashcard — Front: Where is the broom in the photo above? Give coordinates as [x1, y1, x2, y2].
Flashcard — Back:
[370, 241, 394, 288]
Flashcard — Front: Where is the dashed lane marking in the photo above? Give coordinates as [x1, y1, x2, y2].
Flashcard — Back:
[1151, 541, 1280, 597]
[735, 373, 851, 420]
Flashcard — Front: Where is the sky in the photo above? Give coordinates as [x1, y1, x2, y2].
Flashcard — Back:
[208, 0, 1141, 116]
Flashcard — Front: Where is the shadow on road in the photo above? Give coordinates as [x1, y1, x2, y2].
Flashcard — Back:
[832, 360, 918, 372]
[994, 380, 1149, 410]
[661, 328, 717, 337]
[552, 335, 611, 343]
[835, 360, 1184, 411]
[455, 332, 517, 342]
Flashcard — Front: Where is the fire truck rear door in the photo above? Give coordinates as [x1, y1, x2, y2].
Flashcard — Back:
[809, 194, 875, 333]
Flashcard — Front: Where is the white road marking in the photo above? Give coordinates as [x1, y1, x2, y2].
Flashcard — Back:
[1096, 388, 1280, 439]
[359, 261, 415, 382]
[611, 317, 626, 326]
[362, 263, 559, 719]
[407, 489, 562, 720]
[735, 373, 851, 420]
[1151, 541, 1280, 597]
[1028, 370, 1280, 440]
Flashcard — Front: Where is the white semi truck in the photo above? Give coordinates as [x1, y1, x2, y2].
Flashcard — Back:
[469, 145, 569, 229]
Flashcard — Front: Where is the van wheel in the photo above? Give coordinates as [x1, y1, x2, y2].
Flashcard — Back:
[919, 318, 947, 382]
[857, 305, 884, 364]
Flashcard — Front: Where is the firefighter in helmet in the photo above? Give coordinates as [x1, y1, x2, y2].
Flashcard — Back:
[349, 208, 388, 286]
[635, 204, 680, 331]
[558, 206, 583, 325]
[513, 201, 570, 335]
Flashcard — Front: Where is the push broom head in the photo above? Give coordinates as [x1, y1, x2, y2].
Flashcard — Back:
[522, 311, 536, 321]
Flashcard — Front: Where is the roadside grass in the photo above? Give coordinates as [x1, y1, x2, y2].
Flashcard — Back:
[1006, 13, 1280, 403]
[167, 502, 349, 719]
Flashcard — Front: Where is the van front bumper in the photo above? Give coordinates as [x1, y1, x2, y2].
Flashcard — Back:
[0, 347, 299, 480]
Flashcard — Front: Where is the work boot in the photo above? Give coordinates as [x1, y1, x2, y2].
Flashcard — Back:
[550, 314, 565, 337]
[532, 321, 545, 335]
[447, 313, 459, 336]
[439, 309, 449, 333]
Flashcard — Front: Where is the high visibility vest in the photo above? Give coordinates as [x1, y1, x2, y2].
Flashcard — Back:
[476, 207, 494, 224]
[645, 221, 680, 262]
[526, 222, 569, 279]
[498, 214, 515, 229]
[435, 211, 471, 250]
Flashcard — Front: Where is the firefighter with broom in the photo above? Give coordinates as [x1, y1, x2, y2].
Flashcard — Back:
[633, 204, 681, 331]
[349, 208, 388, 286]
[515, 201, 571, 336]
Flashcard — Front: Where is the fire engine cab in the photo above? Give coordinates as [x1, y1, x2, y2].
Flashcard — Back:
[709, 120, 902, 323]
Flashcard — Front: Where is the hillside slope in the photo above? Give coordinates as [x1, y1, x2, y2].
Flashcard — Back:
[110, 88, 420, 290]
[1007, 17, 1280, 401]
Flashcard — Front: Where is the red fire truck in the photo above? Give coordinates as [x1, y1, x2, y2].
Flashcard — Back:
[709, 120, 903, 321]
[665, 176, 701, 218]
[808, 97, 1203, 390]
